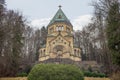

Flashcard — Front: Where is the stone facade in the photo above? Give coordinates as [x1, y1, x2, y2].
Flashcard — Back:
[39, 6, 81, 63]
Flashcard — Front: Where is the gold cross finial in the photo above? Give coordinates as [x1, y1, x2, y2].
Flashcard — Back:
[58, 5, 62, 9]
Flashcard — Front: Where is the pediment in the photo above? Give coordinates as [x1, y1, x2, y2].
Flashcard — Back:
[50, 35, 69, 45]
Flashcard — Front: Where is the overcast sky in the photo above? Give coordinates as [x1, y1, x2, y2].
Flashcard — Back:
[6, 0, 97, 30]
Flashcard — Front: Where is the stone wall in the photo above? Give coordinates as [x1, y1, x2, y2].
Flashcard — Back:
[39, 59, 102, 72]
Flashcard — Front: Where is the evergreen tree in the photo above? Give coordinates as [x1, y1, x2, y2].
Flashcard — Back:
[106, 1, 120, 66]
[40, 26, 47, 46]
[0, 0, 5, 54]
[11, 10, 24, 72]
[0, 0, 5, 16]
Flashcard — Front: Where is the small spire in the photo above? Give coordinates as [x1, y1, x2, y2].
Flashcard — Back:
[58, 5, 62, 9]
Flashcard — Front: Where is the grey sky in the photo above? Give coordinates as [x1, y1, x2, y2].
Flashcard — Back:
[6, 0, 97, 30]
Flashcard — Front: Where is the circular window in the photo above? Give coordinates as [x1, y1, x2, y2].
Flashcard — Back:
[64, 42, 66, 44]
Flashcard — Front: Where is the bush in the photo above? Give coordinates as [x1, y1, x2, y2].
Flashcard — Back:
[17, 72, 27, 77]
[28, 64, 84, 80]
[84, 71, 92, 77]
[84, 71, 106, 78]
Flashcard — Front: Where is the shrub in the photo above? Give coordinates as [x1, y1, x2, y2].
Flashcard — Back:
[99, 73, 106, 77]
[84, 71, 106, 78]
[17, 72, 27, 77]
[28, 64, 84, 80]
[84, 71, 92, 77]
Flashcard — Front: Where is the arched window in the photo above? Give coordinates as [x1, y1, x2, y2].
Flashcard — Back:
[50, 28, 54, 33]
[61, 25, 64, 31]
[64, 42, 66, 44]
[53, 42, 55, 44]
[43, 49, 46, 56]
[44, 49, 45, 53]
[66, 27, 70, 32]
[56, 27, 59, 31]
[56, 25, 64, 31]
[74, 49, 76, 56]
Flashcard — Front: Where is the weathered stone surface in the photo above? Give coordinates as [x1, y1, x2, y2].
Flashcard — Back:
[39, 7, 81, 62]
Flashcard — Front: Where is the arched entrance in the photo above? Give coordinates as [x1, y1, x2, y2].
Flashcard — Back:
[53, 45, 64, 57]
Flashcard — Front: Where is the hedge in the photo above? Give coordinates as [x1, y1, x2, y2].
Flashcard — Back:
[28, 64, 84, 80]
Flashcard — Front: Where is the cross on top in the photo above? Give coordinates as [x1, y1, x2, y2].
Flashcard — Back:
[58, 5, 62, 8]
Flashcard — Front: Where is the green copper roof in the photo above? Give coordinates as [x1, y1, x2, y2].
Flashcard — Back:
[48, 7, 71, 26]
